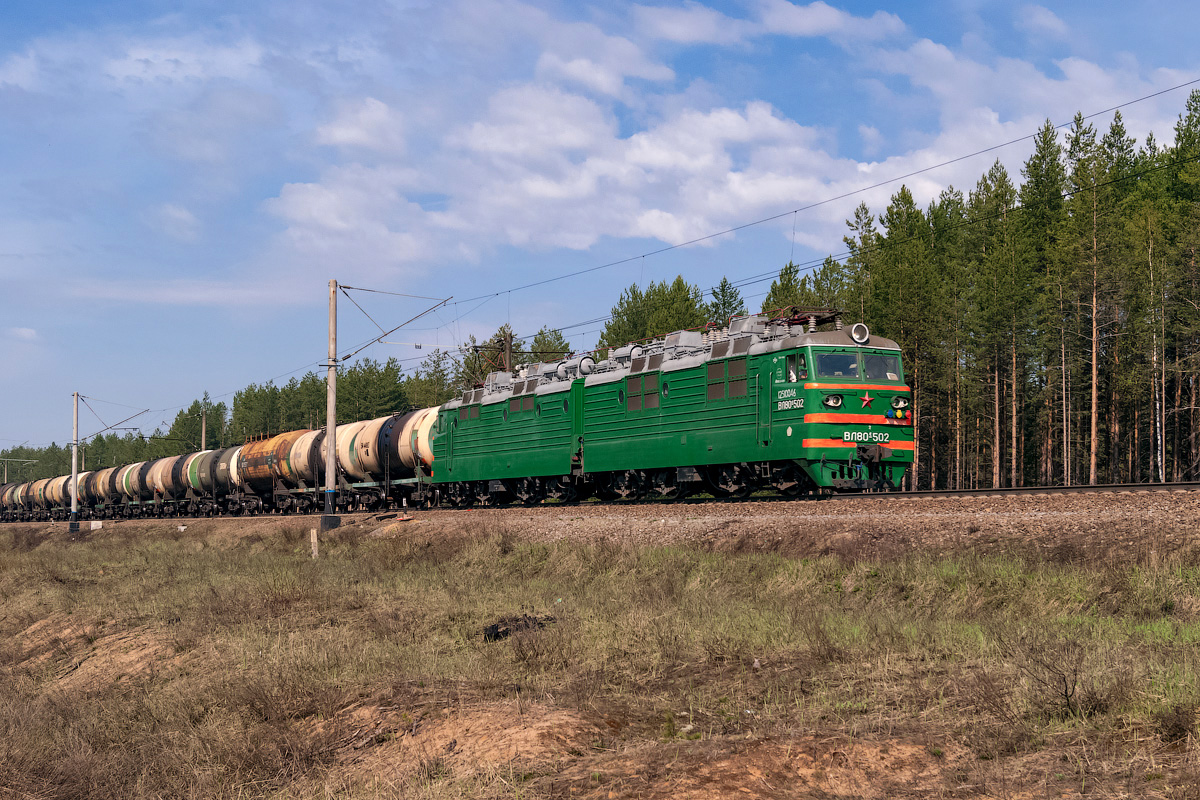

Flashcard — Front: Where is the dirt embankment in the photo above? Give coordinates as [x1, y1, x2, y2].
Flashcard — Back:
[15, 490, 1200, 560]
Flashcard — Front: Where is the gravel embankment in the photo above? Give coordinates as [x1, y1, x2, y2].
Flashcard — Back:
[9, 491, 1199, 562]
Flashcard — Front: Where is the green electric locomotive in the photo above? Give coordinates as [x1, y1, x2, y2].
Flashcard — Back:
[429, 309, 912, 504]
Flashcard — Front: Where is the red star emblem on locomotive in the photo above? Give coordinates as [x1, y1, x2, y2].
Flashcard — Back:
[860, 391, 874, 409]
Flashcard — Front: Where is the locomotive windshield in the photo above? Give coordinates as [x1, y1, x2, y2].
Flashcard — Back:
[813, 349, 904, 382]
[815, 352, 858, 378]
[863, 352, 900, 381]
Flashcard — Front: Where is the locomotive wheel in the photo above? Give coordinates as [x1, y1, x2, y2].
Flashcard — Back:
[770, 464, 806, 497]
[706, 465, 753, 498]
[593, 477, 620, 501]
[544, 477, 578, 504]
[607, 471, 644, 500]
[651, 470, 689, 501]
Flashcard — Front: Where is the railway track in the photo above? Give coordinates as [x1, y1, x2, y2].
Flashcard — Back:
[405, 480, 1200, 511]
[6, 481, 1198, 525]
[828, 481, 1200, 502]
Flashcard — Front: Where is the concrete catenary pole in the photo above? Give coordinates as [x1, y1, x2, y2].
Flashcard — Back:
[200, 402, 207, 451]
[69, 391, 79, 533]
[321, 279, 339, 532]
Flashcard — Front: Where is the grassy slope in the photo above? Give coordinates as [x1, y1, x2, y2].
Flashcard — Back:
[2, 519, 1199, 798]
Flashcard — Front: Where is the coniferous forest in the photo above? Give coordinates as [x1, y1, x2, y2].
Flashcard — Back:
[775, 95, 1200, 490]
[7, 94, 1200, 490]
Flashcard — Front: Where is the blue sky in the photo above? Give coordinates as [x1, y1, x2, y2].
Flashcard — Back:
[3, 0, 1199, 447]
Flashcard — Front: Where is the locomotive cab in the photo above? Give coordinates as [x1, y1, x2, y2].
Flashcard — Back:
[790, 330, 913, 491]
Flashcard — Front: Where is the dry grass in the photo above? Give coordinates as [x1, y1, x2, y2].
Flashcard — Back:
[1, 519, 1199, 797]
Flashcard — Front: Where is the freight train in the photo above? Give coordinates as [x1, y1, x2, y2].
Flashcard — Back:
[0, 309, 914, 521]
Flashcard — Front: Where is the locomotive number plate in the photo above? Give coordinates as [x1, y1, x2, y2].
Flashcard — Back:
[843, 431, 890, 443]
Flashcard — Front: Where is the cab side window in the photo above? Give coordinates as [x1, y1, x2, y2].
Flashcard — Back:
[785, 353, 808, 383]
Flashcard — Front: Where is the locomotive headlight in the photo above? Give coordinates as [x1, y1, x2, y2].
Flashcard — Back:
[891, 396, 909, 409]
[823, 395, 843, 409]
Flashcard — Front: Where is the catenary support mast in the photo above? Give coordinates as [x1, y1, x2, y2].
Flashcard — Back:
[69, 392, 79, 533]
[322, 279, 339, 532]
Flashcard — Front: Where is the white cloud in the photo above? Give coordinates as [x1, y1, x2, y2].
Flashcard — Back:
[455, 85, 616, 158]
[148, 86, 283, 165]
[316, 97, 406, 154]
[150, 204, 201, 242]
[758, 0, 905, 41]
[858, 124, 883, 156]
[1016, 5, 1069, 40]
[3, 0, 1192, 315]
[6, 327, 37, 341]
[537, 54, 644, 97]
[103, 38, 263, 84]
[635, 0, 905, 46]
[633, 3, 751, 45]
[75, 279, 294, 307]
[443, 0, 673, 98]
[0, 52, 38, 90]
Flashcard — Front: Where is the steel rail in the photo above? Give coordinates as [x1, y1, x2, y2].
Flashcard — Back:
[826, 481, 1200, 502]
[5, 481, 1200, 523]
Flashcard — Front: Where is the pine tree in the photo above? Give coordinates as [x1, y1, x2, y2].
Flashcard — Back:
[528, 327, 571, 363]
[843, 203, 881, 320]
[704, 277, 746, 326]
[598, 276, 704, 349]
[760, 262, 802, 312]
[404, 349, 459, 408]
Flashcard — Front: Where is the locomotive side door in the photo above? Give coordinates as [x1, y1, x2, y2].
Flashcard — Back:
[571, 380, 585, 471]
[439, 414, 453, 475]
[757, 361, 772, 446]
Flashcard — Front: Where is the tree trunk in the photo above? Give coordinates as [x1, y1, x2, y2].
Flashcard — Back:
[993, 359, 1001, 488]
[1089, 190, 1099, 485]
[1159, 293, 1166, 483]
[1133, 407, 1140, 482]
[1173, 352, 1182, 481]
[1011, 333, 1018, 487]
[955, 347, 962, 490]
[1191, 373, 1197, 480]
[1061, 288, 1070, 486]
[1043, 389, 1052, 485]
[1112, 336, 1121, 483]
[912, 369, 920, 491]
[974, 413, 980, 490]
